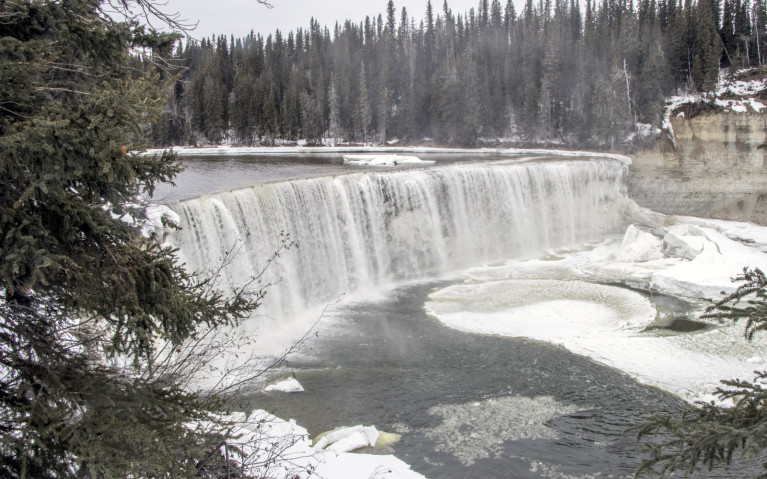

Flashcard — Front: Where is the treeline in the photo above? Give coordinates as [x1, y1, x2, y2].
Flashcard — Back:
[149, 0, 767, 149]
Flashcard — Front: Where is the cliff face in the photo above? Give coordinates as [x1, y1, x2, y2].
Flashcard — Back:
[629, 113, 767, 225]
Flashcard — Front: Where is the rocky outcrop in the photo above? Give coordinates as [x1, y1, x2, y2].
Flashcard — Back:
[629, 112, 767, 225]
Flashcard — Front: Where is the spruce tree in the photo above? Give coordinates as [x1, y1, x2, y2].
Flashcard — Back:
[0, 1, 262, 477]
[356, 62, 372, 142]
[328, 74, 344, 143]
[693, 0, 725, 91]
[636, 268, 767, 477]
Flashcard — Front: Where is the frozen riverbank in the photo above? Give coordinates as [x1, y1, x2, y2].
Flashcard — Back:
[200, 410, 425, 479]
[426, 206, 767, 404]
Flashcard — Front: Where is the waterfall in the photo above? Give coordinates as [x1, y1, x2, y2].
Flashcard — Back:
[167, 158, 628, 325]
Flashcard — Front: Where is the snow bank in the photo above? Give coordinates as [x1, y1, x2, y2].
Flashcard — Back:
[614, 205, 767, 299]
[650, 224, 767, 299]
[427, 213, 767, 402]
[675, 215, 767, 251]
[197, 410, 425, 479]
[662, 71, 767, 144]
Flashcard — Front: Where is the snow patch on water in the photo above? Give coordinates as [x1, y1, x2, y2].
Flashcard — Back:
[425, 396, 582, 467]
[342, 154, 435, 166]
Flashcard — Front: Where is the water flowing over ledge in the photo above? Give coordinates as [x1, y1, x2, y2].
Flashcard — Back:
[166, 158, 629, 327]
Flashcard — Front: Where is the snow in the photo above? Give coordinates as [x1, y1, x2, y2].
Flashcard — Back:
[650, 224, 767, 299]
[615, 206, 767, 299]
[677, 215, 767, 250]
[342, 154, 434, 166]
[314, 425, 381, 453]
[749, 98, 766, 112]
[426, 210, 767, 403]
[717, 74, 767, 97]
[615, 224, 665, 262]
[197, 410, 426, 479]
[142, 203, 180, 241]
[662, 72, 767, 143]
[139, 145, 632, 165]
[263, 377, 304, 393]
[627, 122, 662, 143]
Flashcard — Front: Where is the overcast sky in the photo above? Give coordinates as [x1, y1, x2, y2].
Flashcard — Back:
[161, 0, 489, 40]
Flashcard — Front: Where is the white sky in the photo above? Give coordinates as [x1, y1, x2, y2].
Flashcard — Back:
[161, 0, 491, 40]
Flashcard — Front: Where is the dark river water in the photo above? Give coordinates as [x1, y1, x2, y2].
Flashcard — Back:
[155, 153, 759, 478]
[233, 280, 754, 479]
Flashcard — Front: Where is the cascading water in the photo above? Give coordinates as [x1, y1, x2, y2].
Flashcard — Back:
[159, 154, 766, 478]
[167, 158, 629, 326]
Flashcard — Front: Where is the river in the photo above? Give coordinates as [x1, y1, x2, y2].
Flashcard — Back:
[152, 151, 760, 478]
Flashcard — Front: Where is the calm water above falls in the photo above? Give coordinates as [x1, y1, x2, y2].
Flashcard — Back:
[158, 154, 758, 478]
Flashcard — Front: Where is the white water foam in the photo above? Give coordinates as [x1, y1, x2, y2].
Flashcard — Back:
[167, 159, 628, 334]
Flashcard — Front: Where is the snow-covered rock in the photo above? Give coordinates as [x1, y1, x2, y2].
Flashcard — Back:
[264, 377, 304, 393]
[196, 411, 425, 479]
[619, 203, 767, 298]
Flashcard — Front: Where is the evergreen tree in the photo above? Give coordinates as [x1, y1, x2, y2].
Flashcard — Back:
[722, 0, 738, 65]
[638, 38, 672, 124]
[636, 268, 767, 477]
[735, 0, 752, 67]
[356, 62, 372, 142]
[0, 1, 265, 477]
[693, 0, 725, 91]
[146, 0, 756, 148]
[328, 74, 344, 143]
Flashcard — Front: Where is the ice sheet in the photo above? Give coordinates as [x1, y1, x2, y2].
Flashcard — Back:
[427, 216, 767, 403]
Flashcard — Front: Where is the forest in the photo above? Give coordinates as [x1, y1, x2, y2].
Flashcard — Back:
[149, 0, 765, 149]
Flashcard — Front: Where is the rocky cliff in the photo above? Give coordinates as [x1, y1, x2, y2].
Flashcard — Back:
[629, 112, 767, 225]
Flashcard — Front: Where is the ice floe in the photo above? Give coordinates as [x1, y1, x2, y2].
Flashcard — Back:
[263, 377, 304, 393]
